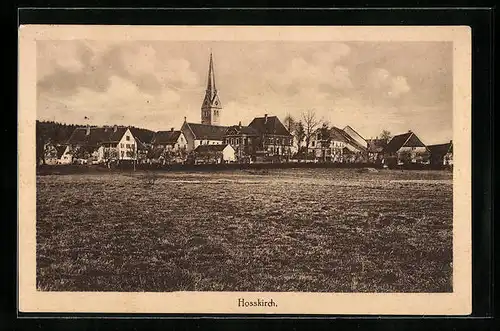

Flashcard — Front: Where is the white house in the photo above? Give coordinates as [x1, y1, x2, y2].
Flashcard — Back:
[44, 143, 72, 165]
[66, 125, 138, 163]
[309, 126, 367, 162]
[151, 128, 188, 151]
[383, 130, 430, 165]
[181, 120, 228, 152]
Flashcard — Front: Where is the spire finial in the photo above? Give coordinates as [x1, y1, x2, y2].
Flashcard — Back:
[206, 51, 216, 94]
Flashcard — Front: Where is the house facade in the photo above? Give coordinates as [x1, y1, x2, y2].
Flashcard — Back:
[181, 120, 228, 152]
[428, 141, 453, 166]
[44, 143, 72, 165]
[309, 126, 367, 163]
[66, 125, 138, 164]
[223, 122, 259, 162]
[383, 131, 430, 166]
[151, 129, 188, 151]
[247, 114, 293, 161]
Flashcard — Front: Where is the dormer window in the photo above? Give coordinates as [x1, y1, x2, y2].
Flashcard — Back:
[126, 136, 130, 141]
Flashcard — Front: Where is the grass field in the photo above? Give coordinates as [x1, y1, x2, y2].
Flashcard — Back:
[36, 168, 453, 292]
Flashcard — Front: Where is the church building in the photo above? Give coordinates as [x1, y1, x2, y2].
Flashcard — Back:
[181, 52, 229, 152]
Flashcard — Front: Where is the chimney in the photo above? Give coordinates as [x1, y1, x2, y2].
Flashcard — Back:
[184, 116, 187, 122]
[85, 125, 90, 136]
[238, 121, 242, 128]
[408, 129, 412, 133]
[171, 127, 174, 132]
[104, 126, 108, 132]
[113, 125, 118, 133]
[264, 114, 268, 124]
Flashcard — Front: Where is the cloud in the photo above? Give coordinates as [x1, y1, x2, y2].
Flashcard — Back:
[37, 42, 84, 80]
[267, 57, 353, 96]
[366, 67, 411, 99]
[36, 40, 451, 143]
[38, 75, 181, 127]
[388, 76, 410, 98]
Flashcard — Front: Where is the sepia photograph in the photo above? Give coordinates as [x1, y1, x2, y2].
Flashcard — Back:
[18, 25, 472, 315]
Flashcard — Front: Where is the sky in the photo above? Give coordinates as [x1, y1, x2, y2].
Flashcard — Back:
[37, 40, 453, 144]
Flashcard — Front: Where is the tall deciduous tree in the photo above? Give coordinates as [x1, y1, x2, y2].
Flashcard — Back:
[294, 121, 305, 157]
[380, 130, 392, 143]
[301, 110, 321, 161]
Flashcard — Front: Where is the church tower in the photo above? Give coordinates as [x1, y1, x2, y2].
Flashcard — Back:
[201, 52, 222, 125]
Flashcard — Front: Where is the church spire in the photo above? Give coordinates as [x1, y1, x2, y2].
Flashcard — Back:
[206, 51, 216, 95]
[201, 51, 222, 126]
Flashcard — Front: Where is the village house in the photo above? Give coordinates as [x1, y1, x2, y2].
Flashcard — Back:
[427, 141, 453, 166]
[181, 120, 228, 152]
[309, 125, 368, 163]
[192, 144, 236, 164]
[247, 114, 293, 162]
[148, 128, 189, 165]
[151, 128, 188, 151]
[310, 126, 347, 162]
[223, 122, 259, 162]
[66, 125, 138, 164]
[43, 142, 72, 165]
[383, 130, 430, 166]
[135, 138, 149, 164]
[366, 138, 388, 164]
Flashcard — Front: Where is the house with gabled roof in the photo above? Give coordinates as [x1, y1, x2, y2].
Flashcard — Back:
[247, 114, 293, 161]
[66, 125, 138, 163]
[342, 125, 368, 150]
[151, 128, 188, 151]
[309, 125, 368, 163]
[181, 119, 229, 152]
[310, 126, 349, 162]
[383, 130, 430, 166]
[223, 122, 259, 162]
[43, 143, 72, 165]
[427, 141, 453, 166]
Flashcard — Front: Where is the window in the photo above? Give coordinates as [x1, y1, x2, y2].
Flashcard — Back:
[312, 141, 316, 147]
[126, 136, 130, 141]
[120, 143, 124, 148]
[121, 151, 124, 157]
[131, 144, 135, 149]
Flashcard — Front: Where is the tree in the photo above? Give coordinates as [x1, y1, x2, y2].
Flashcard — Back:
[293, 121, 305, 160]
[380, 130, 392, 143]
[319, 122, 332, 162]
[301, 109, 321, 161]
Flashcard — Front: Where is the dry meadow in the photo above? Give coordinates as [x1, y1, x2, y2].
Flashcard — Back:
[36, 168, 453, 292]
